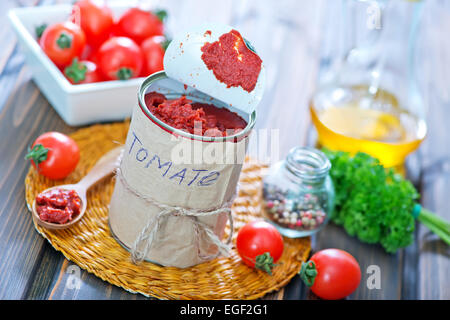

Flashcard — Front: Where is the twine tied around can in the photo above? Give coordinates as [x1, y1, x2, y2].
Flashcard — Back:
[115, 167, 235, 264]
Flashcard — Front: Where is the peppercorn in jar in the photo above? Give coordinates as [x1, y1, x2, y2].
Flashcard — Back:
[262, 147, 334, 237]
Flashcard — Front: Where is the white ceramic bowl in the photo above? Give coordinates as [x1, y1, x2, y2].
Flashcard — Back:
[8, 3, 151, 126]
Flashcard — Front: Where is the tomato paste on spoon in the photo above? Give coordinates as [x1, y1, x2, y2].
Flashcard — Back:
[36, 188, 82, 224]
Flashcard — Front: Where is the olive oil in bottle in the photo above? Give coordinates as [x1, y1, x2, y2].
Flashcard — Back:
[310, 85, 427, 167]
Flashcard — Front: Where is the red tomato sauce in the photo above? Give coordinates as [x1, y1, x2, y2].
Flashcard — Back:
[201, 29, 262, 92]
[145, 92, 247, 136]
[36, 188, 82, 224]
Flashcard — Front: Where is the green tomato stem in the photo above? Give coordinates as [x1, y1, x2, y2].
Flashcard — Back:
[299, 260, 318, 287]
[35, 24, 47, 39]
[25, 144, 48, 166]
[64, 58, 87, 84]
[254, 252, 276, 275]
[154, 9, 168, 22]
[117, 68, 132, 80]
[56, 33, 72, 49]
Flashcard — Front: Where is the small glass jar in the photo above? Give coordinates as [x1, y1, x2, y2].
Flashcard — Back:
[262, 147, 334, 237]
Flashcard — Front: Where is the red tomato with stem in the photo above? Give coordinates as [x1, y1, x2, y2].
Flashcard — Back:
[236, 220, 284, 275]
[25, 132, 80, 180]
[73, 0, 114, 47]
[115, 7, 165, 44]
[97, 37, 144, 80]
[64, 58, 102, 84]
[300, 249, 361, 300]
[140, 36, 165, 76]
[39, 21, 86, 67]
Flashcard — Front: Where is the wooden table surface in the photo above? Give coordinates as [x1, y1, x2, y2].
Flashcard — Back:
[0, 0, 449, 300]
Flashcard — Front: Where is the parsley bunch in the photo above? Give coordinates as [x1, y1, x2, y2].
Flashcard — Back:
[324, 149, 450, 253]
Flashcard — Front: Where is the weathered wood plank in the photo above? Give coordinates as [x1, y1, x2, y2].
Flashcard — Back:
[0, 70, 146, 299]
[44, 260, 150, 300]
[313, 224, 404, 299]
[300, 0, 424, 300]
[400, 151, 422, 300]
[305, 129, 424, 300]
[414, 1, 450, 300]
[0, 2, 73, 299]
[418, 162, 450, 299]
[0, 0, 21, 76]
[3, 0, 449, 301]
[22, 241, 64, 299]
[416, 79, 450, 299]
[303, 124, 415, 300]
[32, 0, 242, 301]
[234, 0, 324, 300]
[0, 68, 72, 299]
[0, 0, 324, 300]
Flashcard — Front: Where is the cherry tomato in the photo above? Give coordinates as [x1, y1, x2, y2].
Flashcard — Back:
[97, 37, 144, 80]
[300, 249, 361, 300]
[236, 220, 284, 275]
[73, 0, 114, 47]
[39, 21, 86, 67]
[25, 132, 80, 180]
[64, 59, 102, 84]
[115, 8, 165, 44]
[140, 36, 165, 76]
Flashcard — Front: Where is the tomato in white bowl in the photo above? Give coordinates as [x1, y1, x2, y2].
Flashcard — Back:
[8, 3, 170, 126]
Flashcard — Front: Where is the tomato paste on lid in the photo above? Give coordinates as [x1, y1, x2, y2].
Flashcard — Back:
[36, 188, 81, 224]
[145, 92, 247, 136]
[201, 29, 262, 92]
[163, 24, 265, 115]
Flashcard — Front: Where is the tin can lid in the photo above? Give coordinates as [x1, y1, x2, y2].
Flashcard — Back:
[163, 23, 265, 115]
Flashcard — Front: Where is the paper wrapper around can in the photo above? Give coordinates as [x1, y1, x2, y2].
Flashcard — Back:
[109, 102, 250, 268]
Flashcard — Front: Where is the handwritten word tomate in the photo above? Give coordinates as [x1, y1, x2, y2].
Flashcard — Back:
[128, 131, 220, 187]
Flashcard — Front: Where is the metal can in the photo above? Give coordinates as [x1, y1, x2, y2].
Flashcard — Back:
[109, 71, 256, 268]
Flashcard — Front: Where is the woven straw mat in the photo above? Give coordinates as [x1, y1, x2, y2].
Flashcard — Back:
[24, 121, 311, 300]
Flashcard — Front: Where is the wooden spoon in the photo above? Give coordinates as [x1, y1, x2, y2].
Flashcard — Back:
[32, 146, 123, 230]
